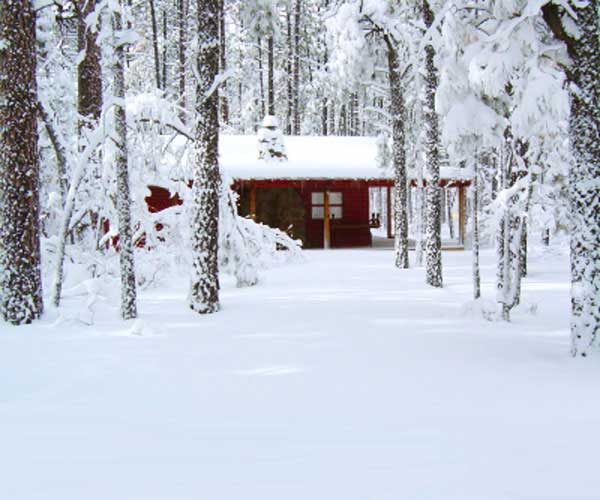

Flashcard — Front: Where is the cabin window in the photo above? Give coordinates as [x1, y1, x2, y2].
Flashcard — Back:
[311, 191, 343, 220]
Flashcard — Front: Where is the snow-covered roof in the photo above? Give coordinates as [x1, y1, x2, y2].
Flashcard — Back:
[219, 135, 472, 182]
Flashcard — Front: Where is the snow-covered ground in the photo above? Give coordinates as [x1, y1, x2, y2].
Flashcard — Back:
[1, 246, 599, 500]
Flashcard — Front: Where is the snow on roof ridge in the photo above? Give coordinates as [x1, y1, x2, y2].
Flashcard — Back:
[220, 134, 473, 181]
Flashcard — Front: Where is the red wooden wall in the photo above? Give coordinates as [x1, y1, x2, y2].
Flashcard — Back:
[146, 180, 374, 249]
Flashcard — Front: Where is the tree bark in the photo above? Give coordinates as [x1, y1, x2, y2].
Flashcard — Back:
[76, 0, 103, 126]
[472, 159, 481, 300]
[423, 0, 442, 287]
[286, 7, 293, 134]
[386, 37, 409, 269]
[178, 0, 187, 122]
[218, 0, 229, 124]
[292, 0, 301, 134]
[190, 0, 221, 314]
[149, 0, 162, 89]
[257, 35, 265, 119]
[113, 4, 137, 320]
[161, 7, 167, 91]
[0, 1, 43, 324]
[542, 2, 600, 356]
[267, 35, 275, 116]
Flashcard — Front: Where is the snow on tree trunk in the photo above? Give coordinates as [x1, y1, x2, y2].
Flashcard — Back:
[149, 0, 161, 90]
[178, 0, 187, 123]
[190, 0, 221, 314]
[267, 35, 275, 117]
[562, 4, 600, 356]
[52, 129, 101, 308]
[472, 159, 481, 300]
[76, 0, 103, 127]
[286, 7, 293, 135]
[292, 0, 301, 134]
[113, 5, 137, 320]
[218, 0, 229, 124]
[422, 0, 442, 288]
[386, 39, 409, 269]
[0, 0, 43, 324]
[446, 189, 455, 240]
[257, 35, 265, 119]
[495, 139, 530, 321]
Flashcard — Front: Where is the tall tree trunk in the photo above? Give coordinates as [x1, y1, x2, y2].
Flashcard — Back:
[113, 4, 137, 320]
[496, 135, 529, 321]
[53, 0, 104, 308]
[149, 0, 161, 89]
[423, 0, 442, 287]
[386, 37, 409, 269]
[178, 0, 187, 122]
[472, 159, 481, 300]
[446, 189, 455, 239]
[286, 8, 293, 134]
[76, 0, 103, 127]
[292, 0, 301, 134]
[257, 36, 265, 118]
[0, 0, 43, 324]
[190, 0, 221, 314]
[218, 0, 229, 124]
[496, 143, 512, 321]
[328, 100, 335, 136]
[560, 3, 600, 355]
[267, 35, 275, 116]
[339, 103, 347, 136]
[162, 7, 167, 91]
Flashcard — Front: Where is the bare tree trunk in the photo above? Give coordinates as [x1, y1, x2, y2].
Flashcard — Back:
[178, 0, 187, 122]
[472, 159, 481, 300]
[542, 2, 600, 356]
[446, 189, 455, 239]
[190, 0, 221, 314]
[76, 0, 103, 126]
[386, 37, 409, 269]
[423, 0, 442, 287]
[566, 2, 600, 354]
[113, 4, 137, 320]
[53, 0, 103, 308]
[292, 0, 301, 133]
[38, 103, 68, 203]
[339, 103, 347, 136]
[0, 0, 43, 324]
[149, 0, 161, 89]
[496, 136, 529, 321]
[267, 35, 275, 116]
[329, 100, 335, 135]
[218, 0, 229, 124]
[257, 36, 265, 118]
[161, 7, 167, 92]
[286, 7, 293, 134]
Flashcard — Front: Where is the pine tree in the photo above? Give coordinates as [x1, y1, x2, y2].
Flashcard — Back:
[75, 0, 103, 128]
[422, 0, 442, 287]
[190, 0, 221, 314]
[386, 37, 409, 269]
[113, 3, 137, 320]
[0, 0, 43, 325]
[542, 2, 600, 356]
[53, 0, 104, 308]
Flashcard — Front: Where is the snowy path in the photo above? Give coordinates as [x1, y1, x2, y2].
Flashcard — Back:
[1, 248, 599, 500]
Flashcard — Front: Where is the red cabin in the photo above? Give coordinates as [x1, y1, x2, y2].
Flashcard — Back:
[145, 135, 473, 249]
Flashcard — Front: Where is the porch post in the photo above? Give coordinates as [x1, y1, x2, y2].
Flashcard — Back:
[249, 185, 257, 221]
[458, 185, 467, 246]
[386, 185, 392, 239]
[323, 190, 331, 249]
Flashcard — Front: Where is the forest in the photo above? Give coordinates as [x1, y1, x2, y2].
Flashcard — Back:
[2, 0, 596, 349]
[0, 1, 599, 498]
